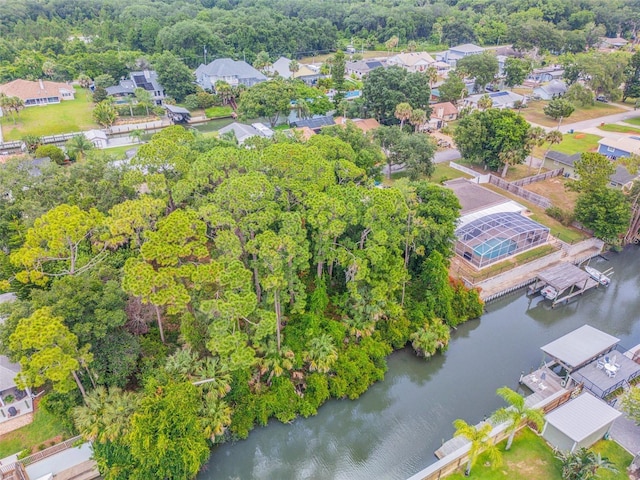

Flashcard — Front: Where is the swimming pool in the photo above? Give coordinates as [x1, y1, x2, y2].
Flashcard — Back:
[473, 237, 517, 260]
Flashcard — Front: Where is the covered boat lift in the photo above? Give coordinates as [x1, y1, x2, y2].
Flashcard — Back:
[528, 262, 599, 307]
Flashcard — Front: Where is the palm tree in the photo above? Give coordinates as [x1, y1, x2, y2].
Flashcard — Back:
[65, 134, 94, 161]
[294, 98, 311, 120]
[77, 74, 92, 89]
[499, 149, 520, 178]
[555, 447, 617, 480]
[538, 129, 564, 174]
[74, 386, 139, 443]
[492, 386, 545, 451]
[409, 108, 427, 132]
[426, 65, 438, 87]
[130, 129, 143, 144]
[453, 419, 503, 476]
[134, 87, 154, 116]
[305, 334, 338, 373]
[385, 35, 399, 54]
[93, 100, 118, 128]
[215, 80, 233, 105]
[407, 40, 418, 52]
[477, 94, 493, 111]
[526, 126, 547, 173]
[42, 60, 56, 78]
[288, 60, 300, 77]
[395, 102, 413, 129]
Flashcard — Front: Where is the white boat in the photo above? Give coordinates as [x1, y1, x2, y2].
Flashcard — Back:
[584, 266, 611, 286]
[541, 285, 558, 300]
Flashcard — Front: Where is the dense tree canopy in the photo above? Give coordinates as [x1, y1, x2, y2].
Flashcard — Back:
[0, 126, 482, 478]
[453, 109, 532, 172]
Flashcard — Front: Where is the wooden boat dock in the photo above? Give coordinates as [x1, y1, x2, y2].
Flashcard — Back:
[527, 262, 600, 307]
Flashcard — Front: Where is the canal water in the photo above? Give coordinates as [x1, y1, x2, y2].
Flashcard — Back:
[200, 246, 640, 480]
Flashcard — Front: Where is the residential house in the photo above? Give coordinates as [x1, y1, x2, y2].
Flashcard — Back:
[528, 65, 564, 84]
[439, 43, 484, 68]
[464, 90, 525, 110]
[195, 58, 267, 90]
[597, 137, 640, 158]
[543, 151, 580, 176]
[333, 117, 381, 133]
[610, 165, 638, 189]
[428, 102, 458, 129]
[105, 70, 165, 105]
[218, 122, 274, 145]
[545, 150, 638, 188]
[84, 130, 108, 148]
[0, 79, 75, 106]
[290, 115, 335, 133]
[600, 37, 628, 49]
[533, 80, 568, 100]
[386, 52, 435, 73]
[268, 57, 322, 84]
[433, 61, 451, 77]
[346, 60, 386, 79]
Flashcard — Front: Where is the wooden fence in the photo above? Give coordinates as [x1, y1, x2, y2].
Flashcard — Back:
[488, 175, 553, 209]
[511, 168, 564, 187]
[19, 435, 82, 467]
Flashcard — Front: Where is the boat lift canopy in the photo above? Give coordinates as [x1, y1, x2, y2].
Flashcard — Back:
[541, 325, 619, 372]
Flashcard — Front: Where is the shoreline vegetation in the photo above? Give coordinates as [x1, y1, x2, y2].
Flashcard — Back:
[0, 125, 482, 478]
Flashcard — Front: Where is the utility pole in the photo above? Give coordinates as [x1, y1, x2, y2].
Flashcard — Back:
[203, 46, 207, 65]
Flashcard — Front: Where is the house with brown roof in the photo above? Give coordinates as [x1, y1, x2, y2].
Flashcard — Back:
[428, 102, 458, 129]
[0, 79, 75, 106]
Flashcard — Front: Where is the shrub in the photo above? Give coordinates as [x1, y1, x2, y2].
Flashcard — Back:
[35, 145, 65, 165]
[546, 206, 575, 226]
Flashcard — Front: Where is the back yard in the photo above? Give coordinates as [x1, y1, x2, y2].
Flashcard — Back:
[447, 428, 632, 480]
[522, 100, 626, 128]
[532, 132, 602, 159]
[0, 87, 98, 141]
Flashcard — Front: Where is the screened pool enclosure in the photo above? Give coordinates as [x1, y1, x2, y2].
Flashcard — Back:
[455, 212, 550, 268]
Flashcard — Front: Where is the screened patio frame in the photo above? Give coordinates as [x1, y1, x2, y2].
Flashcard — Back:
[455, 212, 550, 268]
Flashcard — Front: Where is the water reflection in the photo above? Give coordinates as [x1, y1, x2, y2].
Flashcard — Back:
[201, 246, 640, 480]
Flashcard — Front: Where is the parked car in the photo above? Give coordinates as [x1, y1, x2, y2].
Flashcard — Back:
[596, 95, 609, 103]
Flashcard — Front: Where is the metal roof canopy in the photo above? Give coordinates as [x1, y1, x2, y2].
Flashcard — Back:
[545, 392, 621, 443]
[537, 263, 591, 293]
[541, 325, 619, 371]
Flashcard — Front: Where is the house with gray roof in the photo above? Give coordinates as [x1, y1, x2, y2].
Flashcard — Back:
[218, 122, 274, 145]
[105, 70, 165, 105]
[439, 43, 484, 68]
[346, 60, 386, 79]
[195, 59, 267, 91]
[464, 90, 525, 110]
[533, 80, 567, 100]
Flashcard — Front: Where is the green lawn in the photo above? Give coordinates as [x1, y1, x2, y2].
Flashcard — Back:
[448, 429, 562, 480]
[0, 408, 69, 458]
[448, 429, 631, 480]
[0, 87, 98, 141]
[205, 105, 234, 119]
[591, 440, 634, 480]
[598, 123, 640, 134]
[522, 101, 625, 128]
[552, 133, 603, 155]
[624, 116, 640, 126]
[103, 144, 138, 159]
